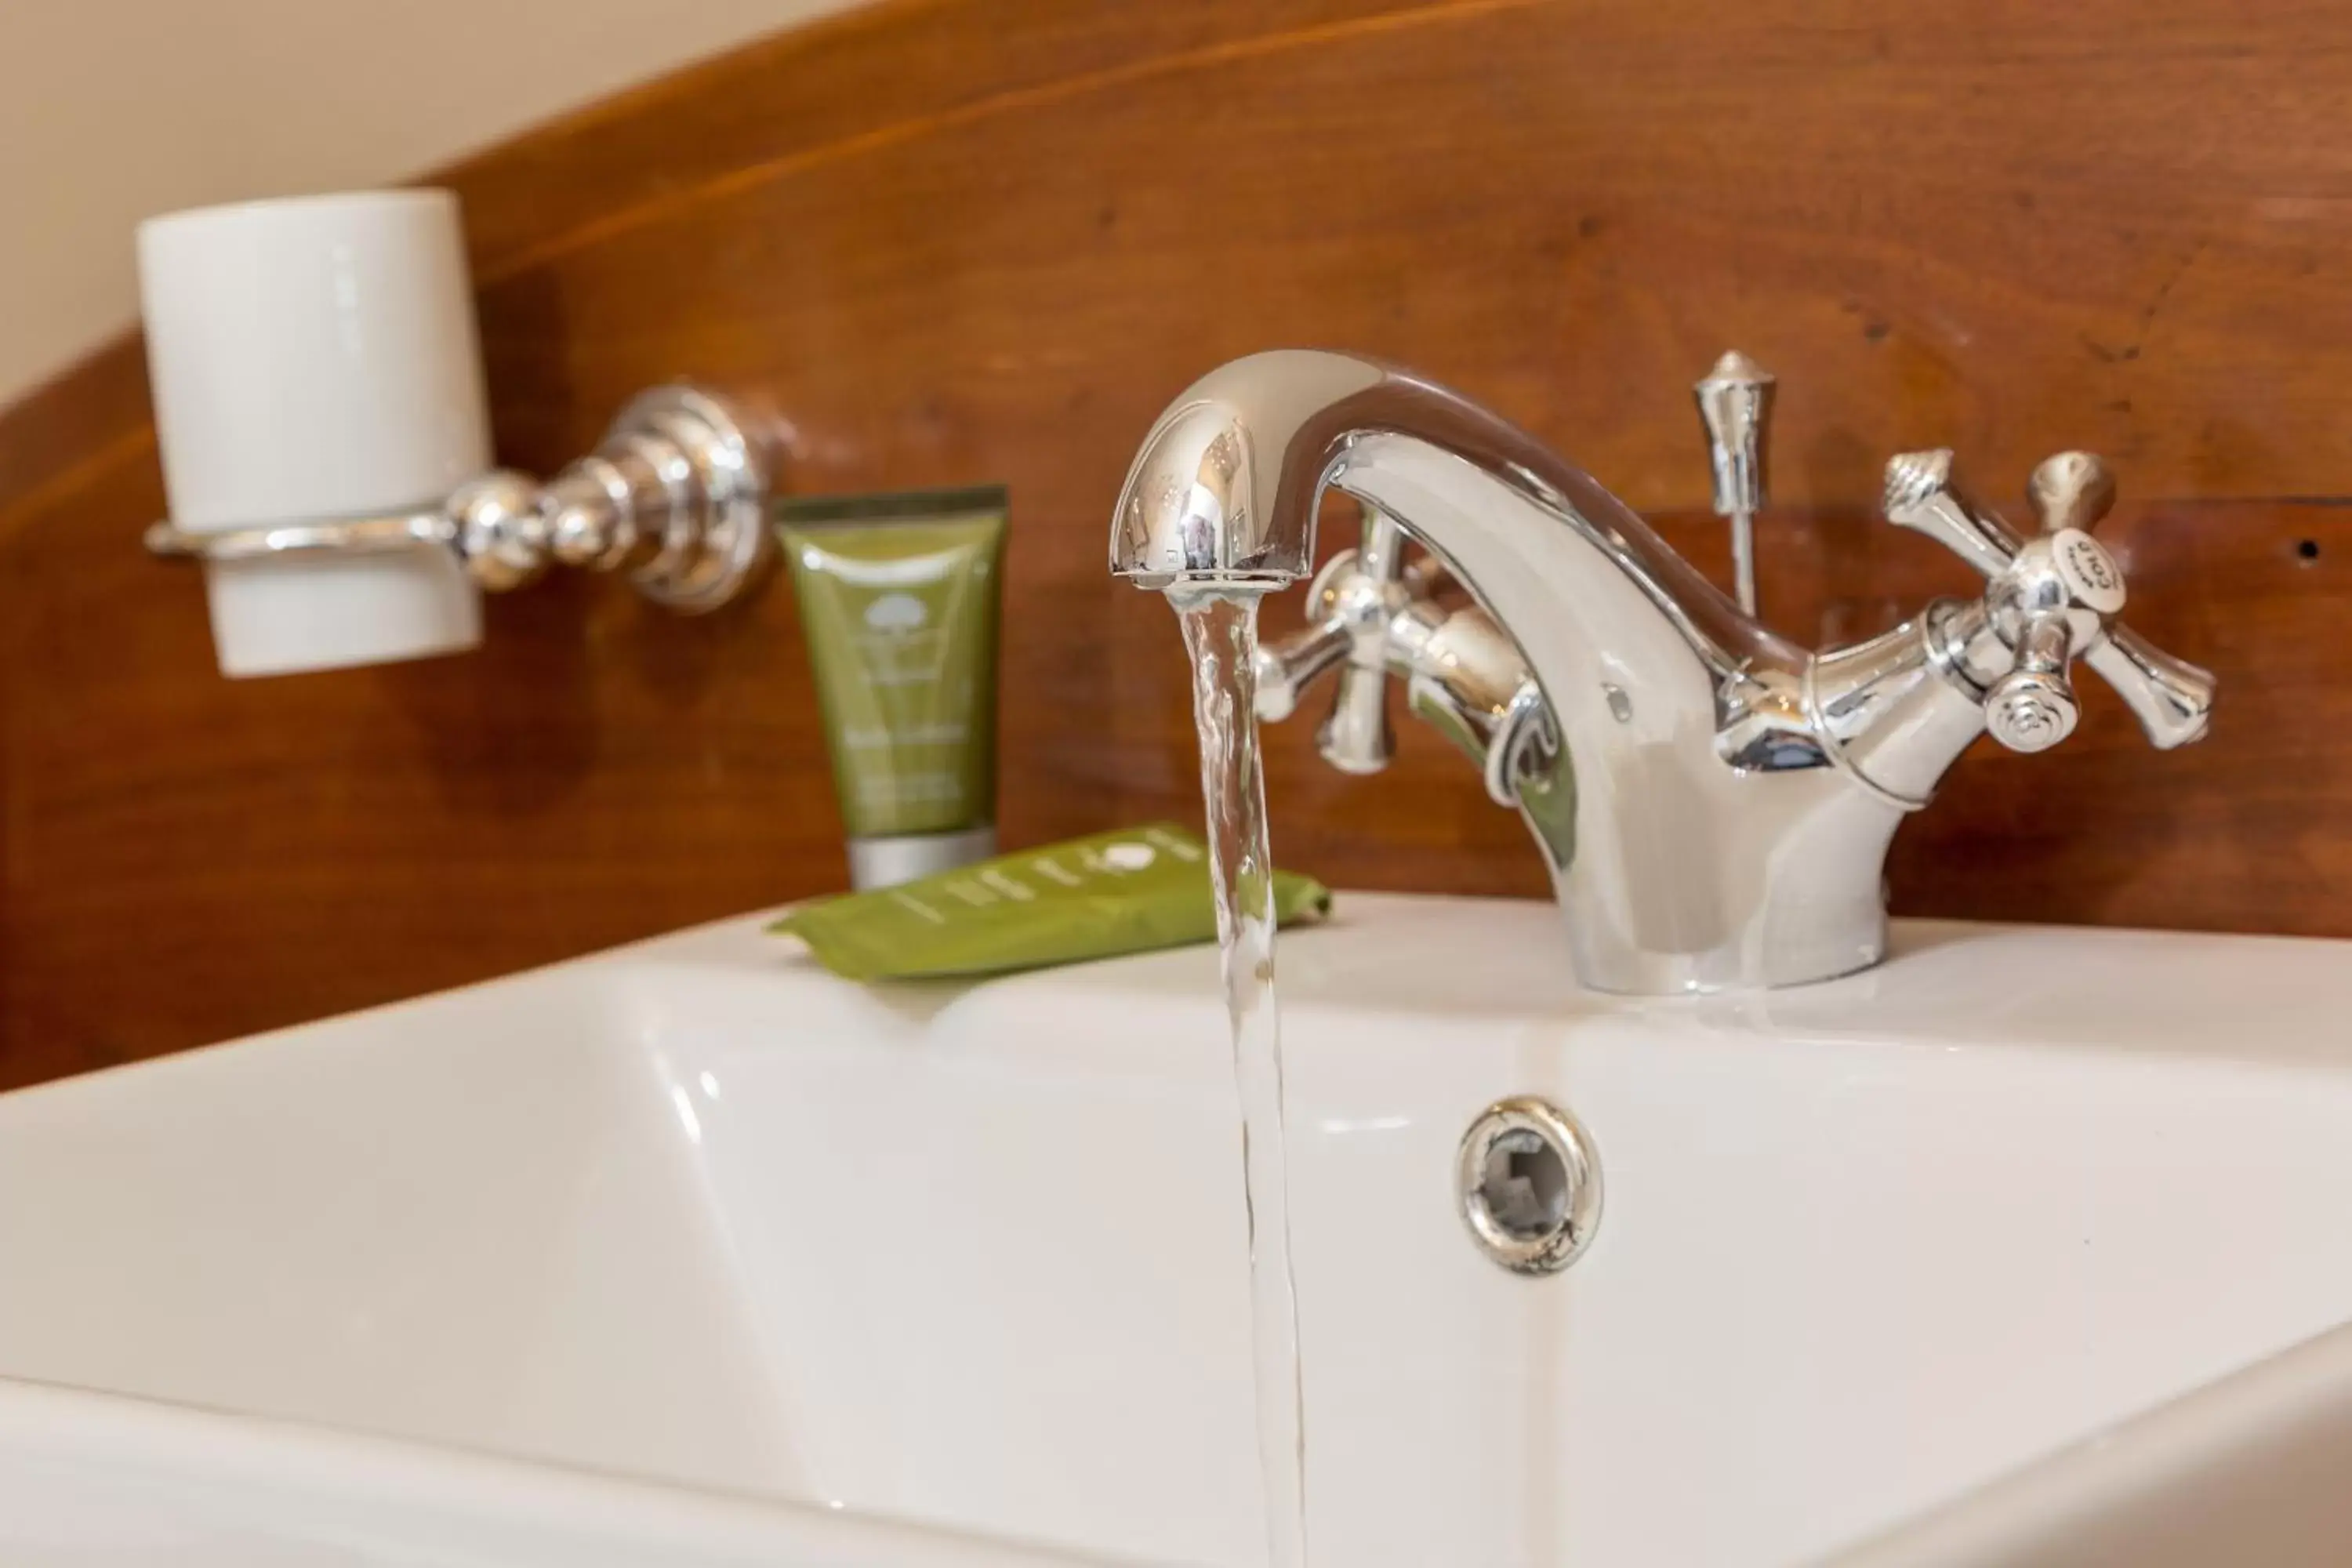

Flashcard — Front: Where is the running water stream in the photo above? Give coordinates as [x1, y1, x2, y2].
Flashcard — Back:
[1173, 586, 1308, 1568]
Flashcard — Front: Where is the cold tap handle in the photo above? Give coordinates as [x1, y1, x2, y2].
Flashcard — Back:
[1882, 447, 2214, 754]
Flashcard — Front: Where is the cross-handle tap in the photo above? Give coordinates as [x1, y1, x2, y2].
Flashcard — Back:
[1252, 505, 1553, 806]
[1884, 448, 2216, 753]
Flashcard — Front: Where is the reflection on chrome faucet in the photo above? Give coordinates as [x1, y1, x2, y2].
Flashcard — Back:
[1109, 350, 2217, 994]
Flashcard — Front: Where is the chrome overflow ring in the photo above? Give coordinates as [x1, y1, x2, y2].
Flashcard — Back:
[1457, 1097, 1602, 1276]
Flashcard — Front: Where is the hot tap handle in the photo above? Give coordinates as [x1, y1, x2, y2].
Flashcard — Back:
[1881, 448, 2214, 752]
[1251, 508, 1434, 766]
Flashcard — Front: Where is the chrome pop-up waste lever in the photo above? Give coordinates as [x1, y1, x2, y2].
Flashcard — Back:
[1693, 350, 1776, 617]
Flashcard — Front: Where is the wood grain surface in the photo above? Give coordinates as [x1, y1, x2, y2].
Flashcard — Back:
[2, 0, 2350, 1085]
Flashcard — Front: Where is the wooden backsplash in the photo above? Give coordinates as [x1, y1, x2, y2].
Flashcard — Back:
[2, 0, 2350, 1087]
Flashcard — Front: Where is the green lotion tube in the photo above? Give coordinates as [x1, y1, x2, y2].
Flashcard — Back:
[778, 486, 1008, 890]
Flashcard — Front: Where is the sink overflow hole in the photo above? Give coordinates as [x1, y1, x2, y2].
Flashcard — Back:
[1456, 1097, 1603, 1276]
[1481, 1130, 1570, 1240]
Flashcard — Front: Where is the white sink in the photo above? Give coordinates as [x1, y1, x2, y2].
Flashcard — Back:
[4, 893, 2351, 1566]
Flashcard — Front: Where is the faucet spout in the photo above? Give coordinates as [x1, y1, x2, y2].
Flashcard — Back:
[1113, 351, 1790, 666]
[1109, 351, 1368, 589]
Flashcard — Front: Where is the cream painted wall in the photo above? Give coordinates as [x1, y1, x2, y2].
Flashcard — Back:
[0, 0, 859, 410]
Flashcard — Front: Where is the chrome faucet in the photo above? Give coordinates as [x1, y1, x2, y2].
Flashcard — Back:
[1109, 350, 2216, 993]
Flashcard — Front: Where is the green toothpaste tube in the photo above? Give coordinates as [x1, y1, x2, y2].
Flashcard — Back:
[778, 485, 1008, 889]
[769, 823, 1333, 981]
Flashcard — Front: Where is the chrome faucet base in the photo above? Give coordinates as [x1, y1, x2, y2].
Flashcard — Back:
[146, 384, 774, 614]
[1110, 350, 2216, 994]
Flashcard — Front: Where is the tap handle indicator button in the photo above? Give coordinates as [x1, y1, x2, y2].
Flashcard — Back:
[2048, 528, 2128, 615]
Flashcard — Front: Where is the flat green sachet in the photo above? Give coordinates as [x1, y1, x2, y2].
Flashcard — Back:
[770, 822, 1332, 981]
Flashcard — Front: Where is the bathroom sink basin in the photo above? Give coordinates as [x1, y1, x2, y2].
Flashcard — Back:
[3, 893, 2350, 1566]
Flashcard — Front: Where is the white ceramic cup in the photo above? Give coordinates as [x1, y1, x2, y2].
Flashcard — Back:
[139, 189, 489, 678]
